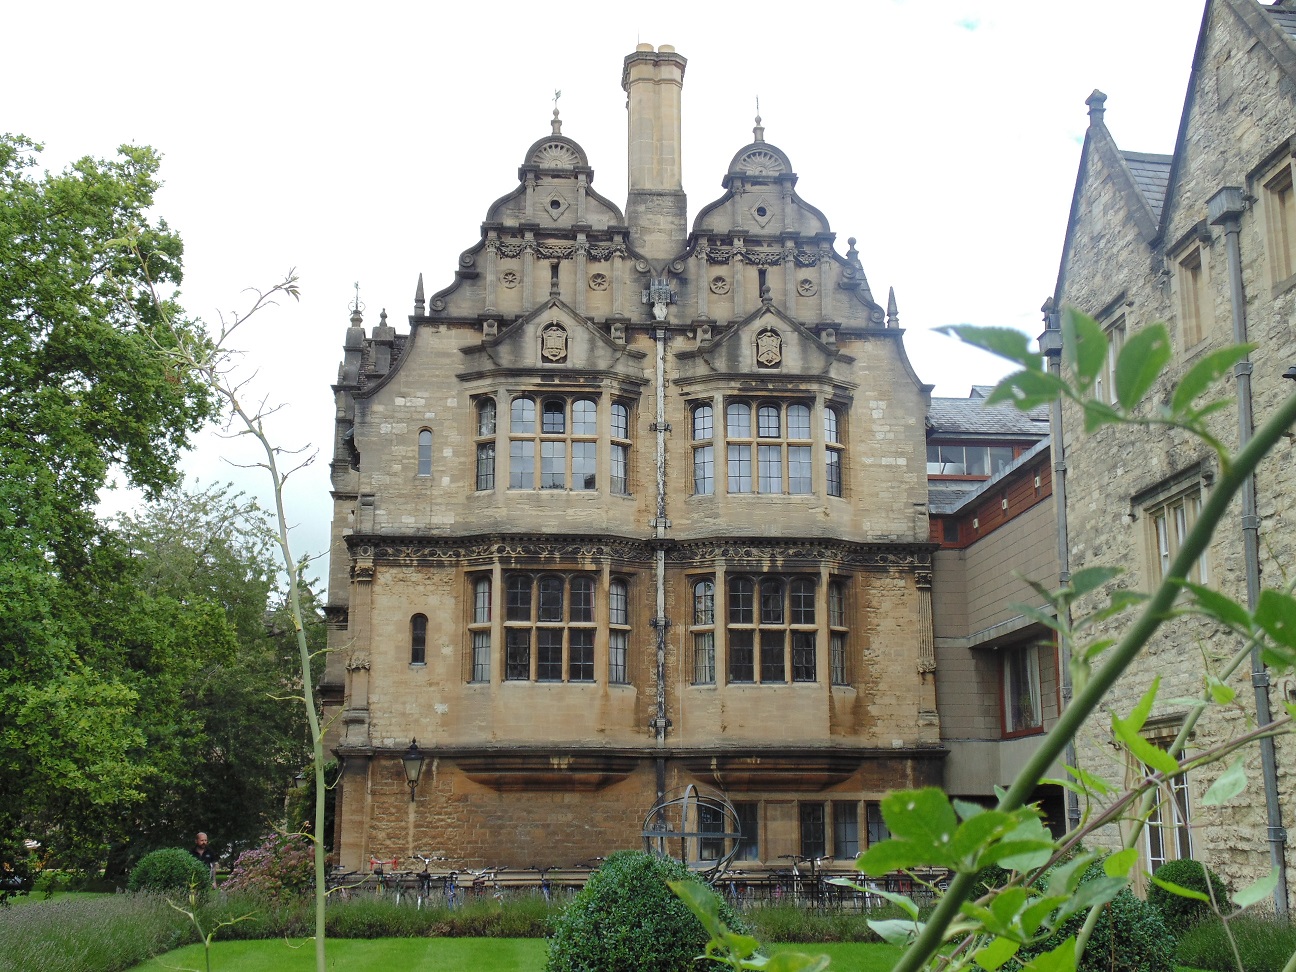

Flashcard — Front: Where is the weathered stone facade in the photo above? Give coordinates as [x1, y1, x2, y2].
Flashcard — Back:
[324, 45, 946, 872]
[1053, 0, 1295, 902]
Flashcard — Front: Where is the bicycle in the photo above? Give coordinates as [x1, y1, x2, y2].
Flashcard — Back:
[325, 865, 364, 902]
[526, 864, 553, 904]
[369, 855, 399, 898]
[411, 854, 446, 909]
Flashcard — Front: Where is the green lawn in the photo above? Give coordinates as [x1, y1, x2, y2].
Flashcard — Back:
[129, 938, 903, 971]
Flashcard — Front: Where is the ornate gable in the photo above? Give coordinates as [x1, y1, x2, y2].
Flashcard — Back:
[677, 303, 840, 382]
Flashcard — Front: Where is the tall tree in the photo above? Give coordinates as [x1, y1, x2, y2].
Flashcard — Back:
[0, 135, 215, 865]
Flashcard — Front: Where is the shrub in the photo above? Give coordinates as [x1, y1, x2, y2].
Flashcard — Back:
[0, 893, 193, 972]
[223, 834, 314, 901]
[1014, 864, 1173, 972]
[546, 851, 747, 972]
[127, 848, 211, 896]
[1146, 859, 1229, 935]
[1175, 912, 1296, 972]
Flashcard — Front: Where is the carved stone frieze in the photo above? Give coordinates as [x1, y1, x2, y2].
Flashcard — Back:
[698, 244, 821, 267]
[348, 533, 653, 566]
[666, 538, 932, 571]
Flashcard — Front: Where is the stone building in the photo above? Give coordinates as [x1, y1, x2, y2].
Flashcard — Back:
[1051, 0, 1295, 905]
[323, 44, 947, 872]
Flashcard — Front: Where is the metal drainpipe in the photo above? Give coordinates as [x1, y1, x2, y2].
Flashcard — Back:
[1208, 186, 1289, 917]
[1038, 302, 1080, 834]
[652, 324, 671, 805]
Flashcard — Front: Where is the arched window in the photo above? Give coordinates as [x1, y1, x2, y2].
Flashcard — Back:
[610, 402, 630, 496]
[417, 429, 433, 477]
[410, 614, 428, 665]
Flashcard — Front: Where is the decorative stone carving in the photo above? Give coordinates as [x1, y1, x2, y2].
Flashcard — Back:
[531, 141, 581, 168]
[459, 252, 475, 268]
[541, 323, 569, 362]
[794, 251, 820, 267]
[610, 321, 626, 344]
[537, 242, 575, 259]
[641, 278, 675, 321]
[483, 319, 499, 340]
[544, 192, 569, 220]
[588, 272, 609, 291]
[501, 270, 520, 289]
[797, 278, 817, 296]
[349, 533, 653, 565]
[735, 149, 786, 176]
[709, 275, 730, 295]
[749, 197, 775, 227]
[429, 297, 446, 312]
[345, 650, 371, 671]
[755, 327, 783, 368]
[587, 243, 628, 261]
[666, 538, 932, 571]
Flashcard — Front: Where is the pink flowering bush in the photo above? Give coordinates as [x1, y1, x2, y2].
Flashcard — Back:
[223, 834, 314, 901]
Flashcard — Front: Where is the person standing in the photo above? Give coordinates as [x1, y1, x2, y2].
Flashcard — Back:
[191, 832, 217, 886]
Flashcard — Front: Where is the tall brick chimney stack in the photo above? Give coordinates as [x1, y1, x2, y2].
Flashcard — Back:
[622, 44, 688, 263]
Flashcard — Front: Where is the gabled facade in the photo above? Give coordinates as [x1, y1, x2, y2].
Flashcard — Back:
[1053, 0, 1295, 904]
[323, 45, 945, 871]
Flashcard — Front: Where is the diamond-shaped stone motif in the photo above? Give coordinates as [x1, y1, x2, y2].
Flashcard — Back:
[545, 192, 569, 221]
[749, 197, 774, 228]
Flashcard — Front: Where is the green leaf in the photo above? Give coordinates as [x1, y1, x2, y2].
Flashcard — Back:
[1197, 756, 1249, 808]
[1170, 344, 1254, 415]
[975, 935, 1022, 972]
[763, 953, 832, 972]
[667, 880, 724, 938]
[985, 369, 1071, 412]
[1061, 308, 1108, 392]
[865, 886, 920, 919]
[881, 788, 959, 850]
[1115, 323, 1171, 410]
[1255, 590, 1296, 649]
[855, 839, 932, 875]
[1150, 875, 1211, 903]
[989, 816, 1055, 871]
[1064, 764, 1114, 797]
[1068, 566, 1122, 600]
[1184, 582, 1253, 633]
[1021, 938, 1077, 972]
[1232, 870, 1278, 909]
[1206, 675, 1236, 705]
[1053, 876, 1127, 923]
[1102, 848, 1139, 879]
[954, 799, 989, 821]
[938, 325, 1042, 370]
[867, 918, 922, 946]
[1111, 678, 1180, 775]
[1082, 399, 1123, 433]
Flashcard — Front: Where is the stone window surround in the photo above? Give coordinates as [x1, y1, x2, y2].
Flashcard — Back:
[687, 571, 849, 687]
[1129, 464, 1211, 587]
[416, 428, 433, 478]
[688, 396, 846, 498]
[1167, 223, 1214, 354]
[481, 392, 632, 495]
[1251, 139, 1296, 296]
[469, 569, 633, 684]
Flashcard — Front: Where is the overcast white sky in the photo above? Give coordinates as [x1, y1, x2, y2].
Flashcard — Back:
[10, 1, 1204, 583]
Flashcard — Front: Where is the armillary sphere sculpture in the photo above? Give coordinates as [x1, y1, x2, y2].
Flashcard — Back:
[641, 784, 743, 880]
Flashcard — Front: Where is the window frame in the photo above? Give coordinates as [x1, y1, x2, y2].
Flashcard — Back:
[1174, 242, 1212, 350]
[1001, 642, 1043, 737]
[832, 801, 860, 859]
[1262, 157, 1296, 292]
[416, 429, 433, 478]
[410, 613, 428, 666]
[1143, 485, 1209, 586]
[494, 571, 629, 684]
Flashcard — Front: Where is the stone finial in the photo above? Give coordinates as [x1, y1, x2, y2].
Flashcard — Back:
[887, 287, 899, 328]
[379, 309, 388, 328]
[552, 89, 562, 134]
[753, 99, 765, 142]
[1086, 89, 1107, 124]
[414, 273, 425, 316]
[761, 285, 773, 304]
[846, 237, 861, 266]
[349, 281, 364, 327]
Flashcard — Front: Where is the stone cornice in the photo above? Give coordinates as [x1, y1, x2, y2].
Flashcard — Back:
[345, 533, 934, 572]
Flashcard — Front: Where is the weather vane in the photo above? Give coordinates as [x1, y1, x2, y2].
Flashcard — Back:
[350, 281, 365, 316]
[553, 89, 562, 111]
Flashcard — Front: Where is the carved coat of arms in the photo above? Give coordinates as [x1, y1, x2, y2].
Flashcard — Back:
[756, 329, 782, 367]
[541, 323, 568, 362]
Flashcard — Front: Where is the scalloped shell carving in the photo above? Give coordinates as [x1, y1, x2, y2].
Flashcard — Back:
[736, 149, 785, 176]
[531, 142, 580, 168]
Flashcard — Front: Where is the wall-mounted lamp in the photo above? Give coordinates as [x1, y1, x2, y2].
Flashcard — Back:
[293, 770, 309, 790]
[1283, 367, 1296, 381]
[402, 739, 425, 802]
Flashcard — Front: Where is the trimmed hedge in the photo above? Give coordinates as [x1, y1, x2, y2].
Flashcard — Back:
[126, 849, 211, 896]
[546, 851, 747, 972]
[1146, 859, 1229, 935]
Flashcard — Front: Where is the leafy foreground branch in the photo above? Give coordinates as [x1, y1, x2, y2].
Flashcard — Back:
[676, 311, 1296, 972]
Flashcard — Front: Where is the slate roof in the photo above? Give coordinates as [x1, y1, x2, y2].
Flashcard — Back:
[1122, 151, 1173, 224]
[1268, 4, 1296, 40]
[927, 395, 1050, 438]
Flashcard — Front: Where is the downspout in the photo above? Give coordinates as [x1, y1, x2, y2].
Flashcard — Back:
[1207, 186, 1289, 917]
[1038, 300, 1080, 834]
[651, 322, 673, 805]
